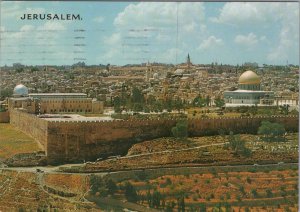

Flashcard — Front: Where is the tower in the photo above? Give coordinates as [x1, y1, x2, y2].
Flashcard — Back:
[187, 53, 191, 69]
[146, 61, 152, 82]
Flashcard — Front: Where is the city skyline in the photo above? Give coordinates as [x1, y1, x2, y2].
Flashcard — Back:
[1, 1, 299, 66]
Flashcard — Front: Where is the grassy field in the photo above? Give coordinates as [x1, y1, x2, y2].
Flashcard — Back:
[0, 123, 42, 159]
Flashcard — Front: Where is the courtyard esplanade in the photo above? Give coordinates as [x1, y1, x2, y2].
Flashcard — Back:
[29, 93, 87, 99]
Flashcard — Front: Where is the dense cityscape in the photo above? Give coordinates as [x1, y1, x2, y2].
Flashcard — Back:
[0, 1, 299, 211]
[1, 57, 298, 112]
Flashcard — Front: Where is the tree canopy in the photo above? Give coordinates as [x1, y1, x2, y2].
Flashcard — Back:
[226, 132, 251, 157]
[258, 121, 286, 142]
[172, 120, 188, 139]
[214, 97, 225, 108]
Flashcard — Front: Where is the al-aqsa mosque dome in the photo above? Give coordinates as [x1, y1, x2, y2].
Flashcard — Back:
[13, 84, 29, 97]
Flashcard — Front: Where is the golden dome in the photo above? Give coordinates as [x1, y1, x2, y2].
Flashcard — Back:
[238, 70, 260, 85]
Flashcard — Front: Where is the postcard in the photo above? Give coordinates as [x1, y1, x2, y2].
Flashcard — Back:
[0, 1, 299, 211]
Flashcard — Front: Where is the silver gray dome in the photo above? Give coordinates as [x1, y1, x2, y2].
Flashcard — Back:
[13, 84, 29, 97]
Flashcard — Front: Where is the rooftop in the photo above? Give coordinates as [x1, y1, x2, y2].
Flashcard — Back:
[38, 114, 114, 122]
[224, 90, 274, 93]
[29, 93, 87, 96]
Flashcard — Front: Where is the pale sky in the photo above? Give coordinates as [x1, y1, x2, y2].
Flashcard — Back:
[1, 1, 299, 66]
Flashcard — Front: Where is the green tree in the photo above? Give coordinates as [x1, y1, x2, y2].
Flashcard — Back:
[258, 121, 286, 142]
[251, 188, 258, 198]
[132, 87, 144, 103]
[133, 103, 143, 112]
[146, 190, 152, 207]
[124, 182, 138, 203]
[227, 132, 252, 157]
[31, 67, 40, 72]
[90, 174, 104, 195]
[152, 190, 162, 208]
[166, 99, 174, 112]
[224, 202, 231, 212]
[193, 95, 206, 107]
[266, 188, 273, 198]
[0, 88, 13, 99]
[153, 100, 163, 112]
[15, 67, 24, 73]
[199, 203, 206, 212]
[205, 95, 211, 106]
[174, 98, 184, 112]
[113, 96, 121, 113]
[106, 179, 118, 195]
[239, 185, 246, 195]
[177, 196, 185, 212]
[214, 97, 225, 108]
[249, 105, 258, 116]
[172, 120, 188, 139]
[280, 104, 290, 115]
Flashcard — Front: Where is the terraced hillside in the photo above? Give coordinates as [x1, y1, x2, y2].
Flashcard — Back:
[0, 170, 98, 211]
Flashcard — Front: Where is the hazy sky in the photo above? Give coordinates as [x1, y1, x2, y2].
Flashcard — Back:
[1, 1, 299, 66]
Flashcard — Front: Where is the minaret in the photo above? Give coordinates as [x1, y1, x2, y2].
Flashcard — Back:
[187, 53, 191, 69]
[146, 61, 151, 82]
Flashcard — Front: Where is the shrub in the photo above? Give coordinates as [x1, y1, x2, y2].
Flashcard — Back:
[239, 185, 245, 195]
[266, 188, 273, 198]
[258, 121, 286, 142]
[90, 174, 104, 195]
[246, 176, 252, 184]
[227, 132, 252, 157]
[106, 179, 118, 195]
[172, 120, 188, 138]
[124, 182, 138, 202]
[225, 192, 231, 200]
[251, 188, 258, 198]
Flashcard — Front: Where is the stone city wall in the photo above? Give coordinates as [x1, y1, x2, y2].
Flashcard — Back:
[189, 115, 298, 136]
[0, 111, 9, 123]
[46, 119, 178, 163]
[9, 109, 48, 149]
[8, 109, 299, 164]
[46, 115, 298, 164]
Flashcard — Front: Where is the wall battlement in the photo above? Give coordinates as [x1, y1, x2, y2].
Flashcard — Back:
[9, 109, 299, 164]
[45, 115, 298, 123]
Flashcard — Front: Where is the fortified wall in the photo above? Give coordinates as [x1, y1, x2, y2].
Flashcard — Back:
[0, 111, 9, 123]
[189, 115, 298, 136]
[9, 109, 48, 149]
[47, 119, 177, 163]
[46, 115, 298, 164]
[9, 109, 299, 164]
